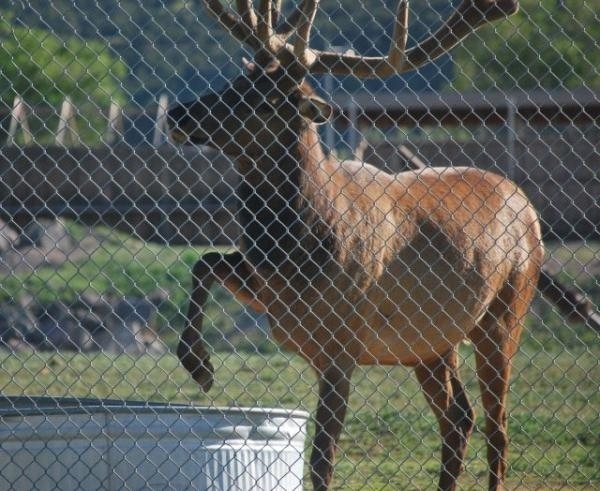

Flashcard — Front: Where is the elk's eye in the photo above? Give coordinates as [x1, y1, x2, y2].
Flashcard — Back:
[256, 97, 281, 113]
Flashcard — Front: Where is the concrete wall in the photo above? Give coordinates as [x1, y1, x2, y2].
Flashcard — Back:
[2, 129, 599, 244]
[1, 144, 241, 245]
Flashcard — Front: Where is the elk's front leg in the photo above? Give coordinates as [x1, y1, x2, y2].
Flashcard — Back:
[310, 359, 355, 491]
[178, 251, 265, 391]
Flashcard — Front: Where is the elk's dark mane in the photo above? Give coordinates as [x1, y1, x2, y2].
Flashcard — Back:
[236, 108, 339, 280]
[237, 103, 400, 291]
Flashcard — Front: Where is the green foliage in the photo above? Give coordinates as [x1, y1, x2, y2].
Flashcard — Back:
[1, 0, 481, 104]
[0, 26, 127, 107]
[2, 0, 598, 105]
[2, 0, 241, 105]
[452, 0, 600, 91]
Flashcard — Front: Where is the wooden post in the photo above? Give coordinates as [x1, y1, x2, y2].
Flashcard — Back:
[506, 96, 518, 181]
[153, 94, 169, 146]
[104, 100, 124, 145]
[55, 96, 79, 146]
[6, 96, 33, 146]
[353, 136, 369, 161]
[398, 144, 427, 170]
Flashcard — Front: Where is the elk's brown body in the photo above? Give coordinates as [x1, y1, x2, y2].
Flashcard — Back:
[168, 2, 546, 490]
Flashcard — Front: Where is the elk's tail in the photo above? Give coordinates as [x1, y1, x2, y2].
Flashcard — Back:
[538, 267, 600, 332]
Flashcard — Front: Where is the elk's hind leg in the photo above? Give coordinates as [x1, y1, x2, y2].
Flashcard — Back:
[469, 275, 535, 491]
[178, 251, 265, 391]
[415, 348, 475, 491]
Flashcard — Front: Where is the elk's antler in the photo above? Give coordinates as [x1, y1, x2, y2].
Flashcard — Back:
[202, 0, 519, 77]
[310, 0, 519, 77]
[203, 0, 303, 57]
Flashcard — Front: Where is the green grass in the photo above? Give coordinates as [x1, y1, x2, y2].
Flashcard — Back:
[0, 223, 273, 351]
[1, 226, 599, 489]
[0, 225, 196, 307]
[1, 339, 598, 490]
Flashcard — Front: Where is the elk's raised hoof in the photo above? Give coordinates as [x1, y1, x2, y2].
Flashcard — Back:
[177, 345, 214, 392]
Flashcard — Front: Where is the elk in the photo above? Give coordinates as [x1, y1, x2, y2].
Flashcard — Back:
[168, 1, 545, 489]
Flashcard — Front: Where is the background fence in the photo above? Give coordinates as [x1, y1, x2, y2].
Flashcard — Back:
[1, 1, 599, 489]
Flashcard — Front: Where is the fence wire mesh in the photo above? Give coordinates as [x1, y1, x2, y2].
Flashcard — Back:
[1, 1, 599, 490]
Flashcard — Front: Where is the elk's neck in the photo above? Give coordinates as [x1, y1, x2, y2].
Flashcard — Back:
[236, 124, 337, 274]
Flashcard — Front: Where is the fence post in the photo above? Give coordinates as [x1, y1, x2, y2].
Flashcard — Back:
[506, 96, 518, 180]
[6, 96, 33, 146]
[104, 100, 124, 145]
[55, 96, 79, 146]
[153, 94, 169, 146]
[397, 144, 427, 170]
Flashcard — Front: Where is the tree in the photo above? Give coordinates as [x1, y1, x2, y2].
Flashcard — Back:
[0, 26, 127, 108]
[3, 0, 459, 105]
[451, 0, 600, 91]
[3, 0, 237, 106]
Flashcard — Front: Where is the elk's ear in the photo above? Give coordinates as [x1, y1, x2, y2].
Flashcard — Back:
[242, 57, 256, 74]
[298, 95, 332, 124]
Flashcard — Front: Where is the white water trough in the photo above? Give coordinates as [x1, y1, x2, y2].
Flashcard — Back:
[0, 396, 309, 490]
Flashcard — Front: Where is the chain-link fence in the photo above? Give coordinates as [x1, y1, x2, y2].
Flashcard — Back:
[1, 1, 599, 489]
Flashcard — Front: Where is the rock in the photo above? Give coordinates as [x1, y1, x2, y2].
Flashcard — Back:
[0, 219, 19, 253]
[0, 218, 77, 273]
[19, 218, 73, 251]
[27, 301, 80, 350]
[0, 293, 165, 354]
[0, 295, 38, 346]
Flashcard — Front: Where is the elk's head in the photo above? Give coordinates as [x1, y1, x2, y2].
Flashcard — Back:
[168, 58, 332, 156]
[168, 0, 518, 156]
